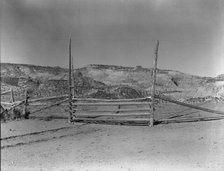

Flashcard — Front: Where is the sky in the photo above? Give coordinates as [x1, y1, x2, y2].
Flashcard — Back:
[1, 0, 224, 77]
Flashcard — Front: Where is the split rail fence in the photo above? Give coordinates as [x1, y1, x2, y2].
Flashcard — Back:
[1, 89, 224, 126]
[1, 39, 224, 126]
[70, 97, 153, 125]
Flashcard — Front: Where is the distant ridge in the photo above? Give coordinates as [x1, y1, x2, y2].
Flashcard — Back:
[1, 63, 223, 100]
[1, 62, 66, 70]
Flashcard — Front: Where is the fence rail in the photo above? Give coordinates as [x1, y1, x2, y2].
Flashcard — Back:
[72, 101, 152, 106]
[71, 97, 152, 124]
[75, 113, 150, 118]
[1, 90, 11, 95]
[72, 97, 152, 102]
[2, 88, 224, 126]
[72, 108, 151, 112]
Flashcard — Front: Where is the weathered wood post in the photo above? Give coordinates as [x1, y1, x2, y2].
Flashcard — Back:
[71, 55, 78, 117]
[1, 105, 8, 121]
[23, 89, 30, 119]
[72, 56, 75, 98]
[10, 88, 15, 103]
[150, 40, 159, 127]
[68, 37, 73, 123]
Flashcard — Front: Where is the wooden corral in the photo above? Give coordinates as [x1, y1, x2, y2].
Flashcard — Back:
[1, 39, 224, 126]
[70, 97, 152, 125]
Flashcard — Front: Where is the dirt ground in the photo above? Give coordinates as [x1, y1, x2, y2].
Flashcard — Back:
[1, 102, 224, 171]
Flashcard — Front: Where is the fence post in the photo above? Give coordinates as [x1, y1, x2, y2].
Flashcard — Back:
[1, 105, 8, 121]
[10, 89, 15, 103]
[68, 37, 73, 123]
[23, 89, 29, 119]
[150, 40, 159, 127]
[72, 56, 76, 98]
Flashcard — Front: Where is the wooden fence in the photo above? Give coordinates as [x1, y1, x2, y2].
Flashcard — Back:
[1, 88, 224, 125]
[1, 39, 224, 126]
[1, 91, 69, 121]
[70, 97, 153, 125]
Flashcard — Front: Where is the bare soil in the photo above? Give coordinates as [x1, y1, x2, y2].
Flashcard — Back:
[1, 102, 224, 171]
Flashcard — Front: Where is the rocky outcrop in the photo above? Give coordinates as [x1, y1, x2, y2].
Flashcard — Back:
[1, 63, 223, 101]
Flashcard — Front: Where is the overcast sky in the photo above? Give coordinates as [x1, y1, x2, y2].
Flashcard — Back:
[1, 0, 224, 77]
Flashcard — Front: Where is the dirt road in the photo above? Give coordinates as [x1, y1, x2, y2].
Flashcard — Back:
[1, 118, 224, 171]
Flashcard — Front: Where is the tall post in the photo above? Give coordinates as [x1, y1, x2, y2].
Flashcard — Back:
[150, 40, 159, 127]
[10, 88, 15, 103]
[68, 37, 73, 123]
[72, 56, 75, 98]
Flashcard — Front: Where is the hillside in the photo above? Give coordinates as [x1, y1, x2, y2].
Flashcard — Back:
[78, 64, 224, 100]
[1, 63, 223, 101]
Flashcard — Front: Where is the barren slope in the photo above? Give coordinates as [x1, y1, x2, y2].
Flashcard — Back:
[1, 63, 223, 101]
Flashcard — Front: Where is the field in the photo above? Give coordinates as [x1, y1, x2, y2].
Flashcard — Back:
[1, 101, 224, 171]
[1, 63, 224, 170]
